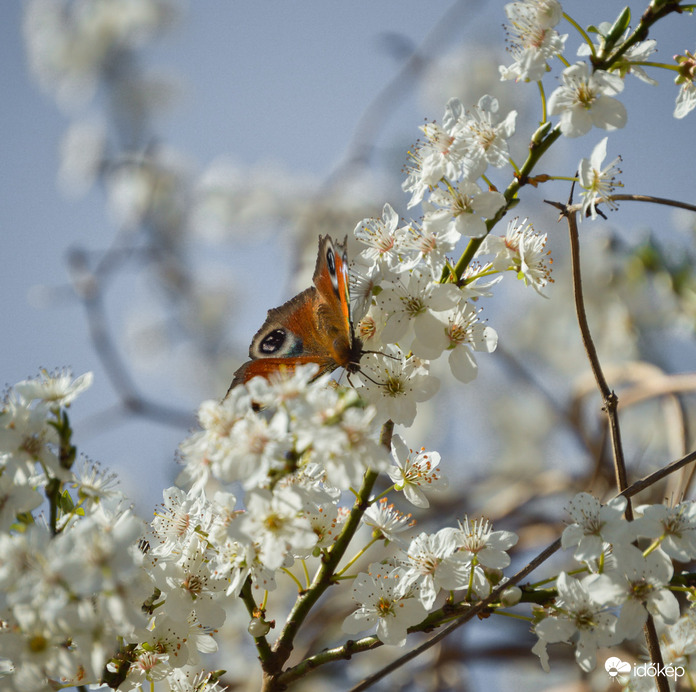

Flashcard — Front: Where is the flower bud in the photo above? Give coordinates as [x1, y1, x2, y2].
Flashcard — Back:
[248, 617, 272, 637]
[500, 586, 522, 606]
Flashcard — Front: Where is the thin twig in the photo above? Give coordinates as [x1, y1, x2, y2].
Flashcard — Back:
[572, 365, 694, 499]
[608, 194, 696, 213]
[555, 193, 696, 219]
[549, 196, 672, 692]
[496, 343, 601, 464]
[619, 448, 696, 500]
[347, 537, 563, 692]
[548, 199, 633, 516]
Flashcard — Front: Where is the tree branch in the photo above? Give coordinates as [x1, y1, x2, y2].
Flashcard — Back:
[260, 421, 394, 690]
[548, 196, 673, 692]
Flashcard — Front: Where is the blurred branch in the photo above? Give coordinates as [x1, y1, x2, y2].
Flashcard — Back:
[496, 342, 604, 465]
[620, 447, 696, 500]
[573, 363, 694, 500]
[328, 0, 477, 183]
[68, 249, 196, 430]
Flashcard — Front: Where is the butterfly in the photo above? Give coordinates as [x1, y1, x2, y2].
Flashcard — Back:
[227, 235, 363, 394]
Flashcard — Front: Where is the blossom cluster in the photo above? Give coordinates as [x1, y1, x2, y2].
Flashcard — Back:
[175, 368, 520, 649]
[0, 368, 521, 689]
[3, 369, 696, 690]
[533, 492, 696, 675]
[500, 0, 695, 120]
[349, 93, 553, 424]
[343, 518, 518, 646]
[0, 372, 143, 689]
[0, 371, 230, 691]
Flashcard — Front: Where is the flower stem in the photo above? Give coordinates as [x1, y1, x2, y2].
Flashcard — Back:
[280, 568, 304, 592]
[563, 13, 596, 58]
[492, 610, 534, 622]
[336, 536, 380, 577]
[537, 80, 547, 123]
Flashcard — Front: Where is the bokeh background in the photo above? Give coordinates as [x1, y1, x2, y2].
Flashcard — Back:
[2, 2, 696, 688]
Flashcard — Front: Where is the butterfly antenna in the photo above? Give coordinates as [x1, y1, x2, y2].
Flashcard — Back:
[356, 369, 386, 387]
[361, 349, 401, 362]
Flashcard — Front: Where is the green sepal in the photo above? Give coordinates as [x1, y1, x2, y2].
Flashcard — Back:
[57, 489, 75, 513]
[604, 7, 632, 49]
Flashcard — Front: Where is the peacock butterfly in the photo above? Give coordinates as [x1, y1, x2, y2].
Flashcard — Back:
[227, 235, 363, 395]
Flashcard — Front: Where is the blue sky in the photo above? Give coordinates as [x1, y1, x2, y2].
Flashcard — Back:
[2, 1, 695, 511]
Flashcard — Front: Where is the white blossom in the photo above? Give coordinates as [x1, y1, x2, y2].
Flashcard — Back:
[237, 487, 317, 570]
[216, 409, 292, 487]
[455, 517, 517, 569]
[548, 63, 627, 137]
[377, 270, 461, 348]
[634, 501, 696, 561]
[150, 487, 213, 558]
[587, 544, 680, 638]
[398, 219, 460, 275]
[457, 95, 518, 174]
[343, 564, 428, 646]
[349, 261, 381, 323]
[362, 498, 415, 544]
[661, 608, 696, 666]
[388, 435, 448, 508]
[533, 572, 618, 672]
[213, 537, 277, 595]
[12, 368, 93, 407]
[402, 98, 469, 207]
[357, 348, 440, 427]
[412, 302, 498, 382]
[0, 473, 43, 532]
[153, 540, 227, 627]
[355, 304, 386, 351]
[353, 203, 404, 271]
[500, 0, 567, 82]
[398, 529, 469, 609]
[427, 180, 506, 240]
[578, 137, 623, 220]
[0, 397, 64, 480]
[453, 517, 518, 598]
[477, 217, 553, 296]
[674, 49, 696, 119]
[561, 492, 632, 563]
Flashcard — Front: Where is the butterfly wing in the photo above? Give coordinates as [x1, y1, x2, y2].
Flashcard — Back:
[313, 235, 351, 338]
[312, 235, 362, 370]
[229, 286, 339, 391]
[228, 236, 362, 394]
